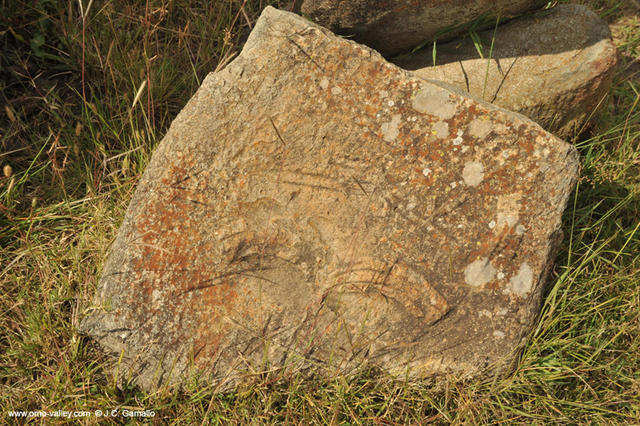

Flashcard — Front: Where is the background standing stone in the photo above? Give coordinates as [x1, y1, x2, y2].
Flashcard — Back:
[80, 6, 580, 391]
[394, 5, 618, 139]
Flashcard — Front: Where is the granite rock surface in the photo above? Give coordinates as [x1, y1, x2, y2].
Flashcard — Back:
[300, 0, 546, 56]
[394, 4, 617, 139]
[80, 6, 580, 391]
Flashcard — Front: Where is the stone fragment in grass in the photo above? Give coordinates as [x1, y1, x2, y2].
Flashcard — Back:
[393, 4, 617, 139]
[300, 0, 546, 57]
[80, 6, 580, 391]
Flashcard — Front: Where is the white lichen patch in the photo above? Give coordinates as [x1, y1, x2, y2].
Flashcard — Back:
[497, 193, 522, 229]
[152, 288, 163, 307]
[381, 114, 402, 142]
[462, 161, 484, 187]
[412, 85, 457, 119]
[509, 262, 534, 296]
[516, 224, 526, 235]
[422, 167, 432, 177]
[468, 117, 493, 138]
[432, 121, 449, 137]
[493, 330, 506, 339]
[464, 257, 497, 287]
[452, 129, 464, 146]
[331, 86, 343, 95]
[533, 145, 551, 159]
[319, 77, 329, 89]
[479, 309, 492, 318]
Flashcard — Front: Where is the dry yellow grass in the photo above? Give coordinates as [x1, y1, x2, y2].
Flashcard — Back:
[1, 0, 638, 423]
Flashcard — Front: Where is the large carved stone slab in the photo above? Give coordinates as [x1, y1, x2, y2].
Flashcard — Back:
[80, 6, 580, 391]
[300, 0, 546, 56]
[394, 5, 617, 139]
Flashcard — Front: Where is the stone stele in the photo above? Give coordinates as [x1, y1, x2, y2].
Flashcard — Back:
[393, 4, 617, 139]
[300, 0, 546, 57]
[80, 6, 580, 391]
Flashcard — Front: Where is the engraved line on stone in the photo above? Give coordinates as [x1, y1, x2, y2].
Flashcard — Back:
[168, 169, 203, 188]
[221, 319, 329, 368]
[269, 116, 286, 146]
[352, 175, 368, 196]
[178, 267, 276, 295]
[284, 34, 326, 72]
[280, 180, 344, 193]
[171, 196, 214, 208]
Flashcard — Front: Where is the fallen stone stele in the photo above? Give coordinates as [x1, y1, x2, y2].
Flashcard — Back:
[394, 4, 618, 139]
[80, 6, 580, 391]
[301, 0, 547, 56]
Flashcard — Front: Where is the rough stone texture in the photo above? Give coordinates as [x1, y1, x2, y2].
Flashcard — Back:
[80, 6, 580, 391]
[300, 0, 546, 56]
[393, 5, 618, 139]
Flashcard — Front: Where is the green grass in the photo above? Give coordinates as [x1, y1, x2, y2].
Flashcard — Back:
[1, 0, 639, 423]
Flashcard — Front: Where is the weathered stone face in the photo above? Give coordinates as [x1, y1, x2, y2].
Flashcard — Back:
[393, 5, 618, 139]
[80, 6, 580, 391]
[300, 0, 546, 56]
